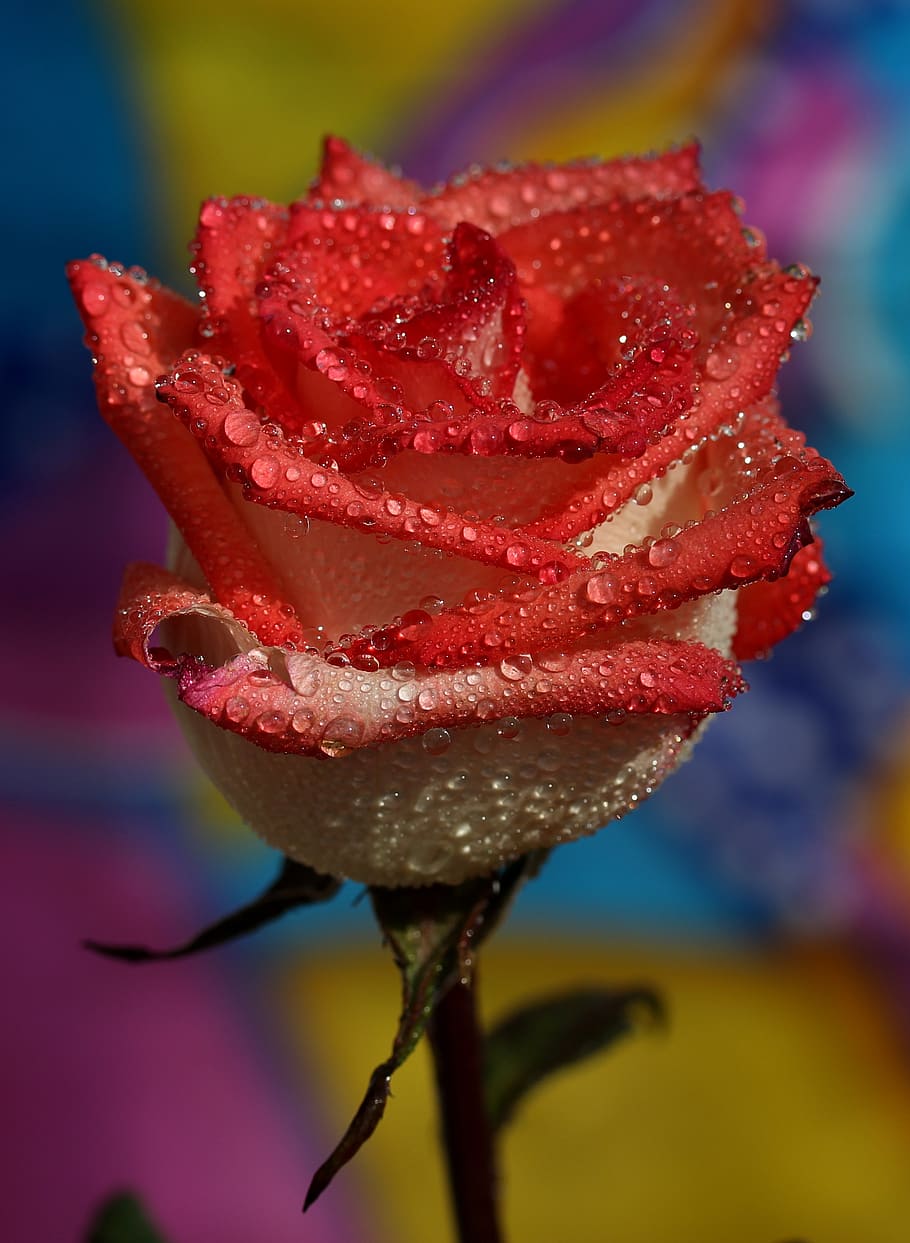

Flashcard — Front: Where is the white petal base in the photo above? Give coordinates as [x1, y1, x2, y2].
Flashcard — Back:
[171, 698, 704, 886]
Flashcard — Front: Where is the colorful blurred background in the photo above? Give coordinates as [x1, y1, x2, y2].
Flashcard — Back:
[5, 1, 910, 1239]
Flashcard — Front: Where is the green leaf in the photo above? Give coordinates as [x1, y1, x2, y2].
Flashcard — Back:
[303, 851, 545, 1210]
[484, 984, 665, 1132]
[83, 1192, 168, 1243]
[84, 856, 341, 963]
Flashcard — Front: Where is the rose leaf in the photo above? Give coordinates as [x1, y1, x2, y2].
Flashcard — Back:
[83, 856, 341, 963]
[303, 851, 545, 1210]
[83, 1192, 168, 1243]
[484, 984, 665, 1133]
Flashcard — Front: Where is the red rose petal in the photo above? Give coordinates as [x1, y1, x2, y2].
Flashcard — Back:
[112, 561, 744, 753]
[733, 540, 833, 660]
[426, 144, 704, 233]
[179, 637, 743, 757]
[343, 437, 849, 672]
[256, 204, 451, 459]
[66, 259, 304, 647]
[353, 221, 526, 400]
[309, 135, 423, 210]
[156, 353, 584, 582]
[113, 561, 218, 669]
[281, 202, 446, 314]
[522, 269, 818, 543]
[367, 330, 694, 463]
[191, 195, 303, 428]
[501, 191, 760, 342]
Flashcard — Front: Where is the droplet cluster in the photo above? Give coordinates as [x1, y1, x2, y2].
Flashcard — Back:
[175, 698, 702, 885]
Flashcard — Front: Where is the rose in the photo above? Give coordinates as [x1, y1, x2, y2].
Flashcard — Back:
[68, 137, 849, 887]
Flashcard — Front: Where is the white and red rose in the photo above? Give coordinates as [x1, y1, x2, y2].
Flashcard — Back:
[68, 137, 849, 885]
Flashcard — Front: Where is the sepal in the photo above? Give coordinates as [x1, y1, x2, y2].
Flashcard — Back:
[303, 852, 545, 1209]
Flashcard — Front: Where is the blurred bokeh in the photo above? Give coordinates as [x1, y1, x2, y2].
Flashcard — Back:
[4, 1, 910, 1240]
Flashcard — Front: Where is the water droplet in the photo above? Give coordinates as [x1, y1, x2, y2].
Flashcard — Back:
[80, 283, 110, 317]
[319, 715, 365, 757]
[224, 696, 249, 723]
[121, 321, 150, 355]
[585, 572, 616, 605]
[648, 538, 679, 568]
[537, 650, 569, 672]
[224, 408, 261, 447]
[705, 349, 738, 381]
[632, 483, 653, 506]
[250, 456, 280, 488]
[499, 654, 532, 681]
[422, 727, 452, 755]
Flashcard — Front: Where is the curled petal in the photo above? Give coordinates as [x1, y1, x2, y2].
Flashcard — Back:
[116, 566, 744, 742]
[176, 637, 744, 755]
[113, 562, 255, 669]
[344, 445, 850, 671]
[115, 563, 743, 884]
[66, 259, 304, 647]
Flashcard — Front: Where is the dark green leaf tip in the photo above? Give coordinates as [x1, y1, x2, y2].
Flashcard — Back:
[83, 856, 341, 963]
[484, 983, 665, 1132]
[83, 1191, 168, 1243]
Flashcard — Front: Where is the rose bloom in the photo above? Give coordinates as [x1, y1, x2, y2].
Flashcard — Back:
[69, 138, 848, 886]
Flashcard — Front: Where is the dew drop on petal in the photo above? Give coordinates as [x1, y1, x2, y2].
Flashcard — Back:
[224, 408, 261, 447]
[422, 727, 452, 755]
[224, 696, 249, 723]
[499, 654, 532, 681]
[319, 715, 365, 757]
[250, 456, 281, 488]
[585, 572, 616, 605]
[80, 283, 110, 316]
[648, 538, 679, 568]
[632, 483, 652, 506]
[705, 349, 738, 381]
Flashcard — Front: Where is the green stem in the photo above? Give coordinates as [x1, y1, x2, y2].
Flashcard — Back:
[428, 973, 503, 1243]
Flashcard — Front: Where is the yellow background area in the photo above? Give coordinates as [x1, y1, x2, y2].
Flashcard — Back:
[104, 0, 764, 249]
[106, 0, 544, 242]
[277, 943, 910, 1243]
